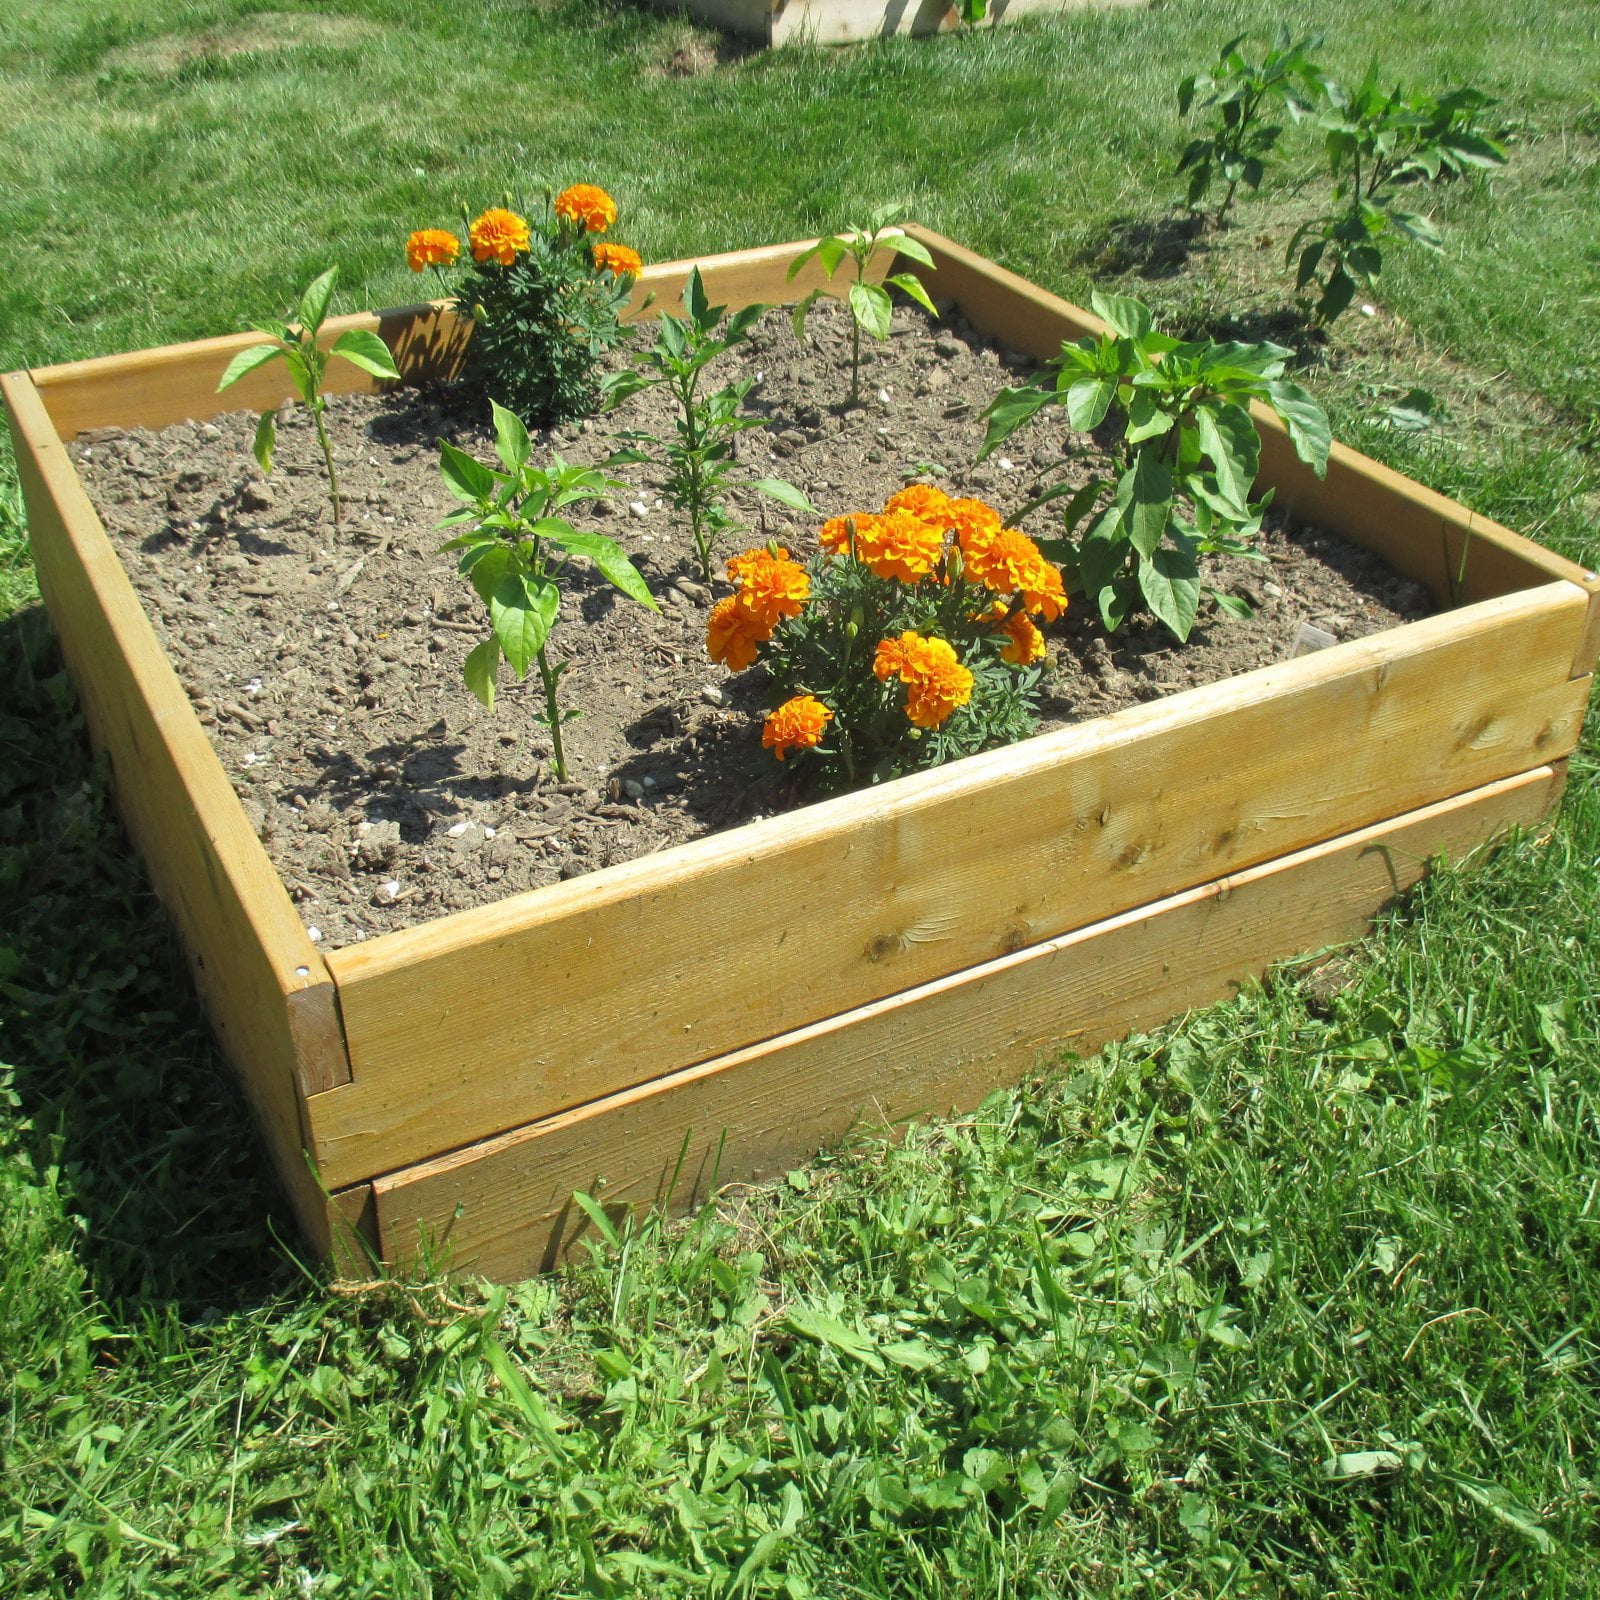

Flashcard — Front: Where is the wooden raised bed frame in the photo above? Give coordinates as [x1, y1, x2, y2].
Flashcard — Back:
[6, 229, 1597, 1281]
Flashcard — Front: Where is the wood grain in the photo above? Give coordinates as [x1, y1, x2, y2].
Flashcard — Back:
[309, 581, 1590, 1189]
[2, 371, 350, 1250]
[370, 763, 1565, 1280]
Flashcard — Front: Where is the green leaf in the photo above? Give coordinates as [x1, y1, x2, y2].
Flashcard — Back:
[438, 439, 498, 503]
[1262, 379, 1331, 477]
[848, 280, 893, 341]
[490, 401, 532, 475]
[1089, 290, 1154, 341]
[462, 637, 500, 709]
[682, 266, 710, 329]
[885, 271, 939, 319]
[297, 267, 338, 336]
[790, 287, 823, 343]
[543, 530, 657, 610]
[1211, 589, 1255, 620]
[329, 328, 401, 381]
[815, 235, 850, 278]
[784, 1305, 884, 1372]
[1323, 1450, 1404, 1479]
[887, 231, 935, 269]
[252, 408, 278, 475]
[1126, 452, 1173, 558]
[463, 542, 513, 605]
[217, 341, 283, 392]
[1194, 401, 1260, 510]
[784, 241, 821, 282]
[601, 368, 655, 409]
[1124, 387, 1171, 445]
[491, 571, 561, 677]
[749, 477, 817, 515]
[976, 383, 1053, 461]
[1066, 375, 1116, 433]
[1139, 545, 1201, 642]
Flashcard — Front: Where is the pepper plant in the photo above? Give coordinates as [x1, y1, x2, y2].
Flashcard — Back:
[1288, 67, 1508, 321]
[1176, 31, 1324, 226]
[217, 266, 401, 528]
[606, 267, 814, 583]
[979, 292, 1331, 642]
[438, 402, 658, 780]
[788, 206, 940, 406]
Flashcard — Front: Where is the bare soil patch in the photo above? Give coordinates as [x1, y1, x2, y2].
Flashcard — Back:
[74, 298, 1433, 949]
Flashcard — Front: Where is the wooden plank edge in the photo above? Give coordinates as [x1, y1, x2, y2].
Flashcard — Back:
[1572, 570, 1600, 680]
[368, 763, 1564, 1278]
[322, 577, 1585, 985]
[3, 368, 354, 1243]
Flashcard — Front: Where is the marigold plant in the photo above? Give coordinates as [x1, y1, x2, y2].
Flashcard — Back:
[706, 486, 1063, 789]
[406, 182, 643, 426]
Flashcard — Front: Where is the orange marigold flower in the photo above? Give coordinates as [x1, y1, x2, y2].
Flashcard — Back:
[959, 523, 1046, 595]
[882, 483, 952, 527]
[762, 694, 833, 761]
[819, 512, 878, 556]
[974, 602, 1046, 666]
[852, 509, 946, 583]
[874, 631, 974, 729]
[469, 208, 531, 265]
[944, 496, 1003, 547]
[591, 241, 643, 278]
[873, 634, 910, 682]
[706, 594, 770, 672]
[727, 547, 810, 629]
[406, 228, 461, 272]
[1019, 559, 1069, 622]
[554, 183, 618, 234]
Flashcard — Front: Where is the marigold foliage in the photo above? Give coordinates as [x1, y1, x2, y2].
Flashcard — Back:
[406, 228, 461, 271]
[762, 695, 833, 760]
[468, 208, 532, 265]
[555, 184, 618, 234]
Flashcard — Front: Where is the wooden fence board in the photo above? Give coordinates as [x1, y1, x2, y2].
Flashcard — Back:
[309, 582, 1589, 1189]
[370, 763, 1564, 1279]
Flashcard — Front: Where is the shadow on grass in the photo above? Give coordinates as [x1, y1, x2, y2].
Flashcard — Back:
[1075, 210, 1209, 280]
[0, 604, 300, 1314]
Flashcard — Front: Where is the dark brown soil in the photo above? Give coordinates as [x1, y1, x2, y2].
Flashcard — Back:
[74, 298, 1434, 950]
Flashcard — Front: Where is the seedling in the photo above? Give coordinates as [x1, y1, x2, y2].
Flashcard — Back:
[217, 266, 400, 528]
[789, 206, 940, 407]
[438, 402, 658, 781]
[607, 267, 813, 583]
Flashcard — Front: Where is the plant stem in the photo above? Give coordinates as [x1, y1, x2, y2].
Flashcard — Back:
[312, 401, 343, 527]
[535, 644, 566, 781]
[849, 316, 861, 407]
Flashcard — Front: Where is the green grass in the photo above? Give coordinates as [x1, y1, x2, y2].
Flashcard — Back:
[2, 0, 1598, 1592]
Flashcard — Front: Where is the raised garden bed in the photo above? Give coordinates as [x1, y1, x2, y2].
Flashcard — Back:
[6, 228, 1598, 1281]
[647, 0, 1143, 49]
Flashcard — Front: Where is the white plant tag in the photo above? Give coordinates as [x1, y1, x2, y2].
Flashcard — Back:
[1289, 621, 1338, 659]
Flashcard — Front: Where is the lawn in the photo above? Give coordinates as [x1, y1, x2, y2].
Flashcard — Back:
[1, 0, 1597, 1593]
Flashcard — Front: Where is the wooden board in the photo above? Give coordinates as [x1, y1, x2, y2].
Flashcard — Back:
[635, 0, 1142, 46]
[369, 763, 1565, 1280]
[2, 371, 350, 1251]
[901, 226, 1593, 610]
[308, 581, 1591, 1189]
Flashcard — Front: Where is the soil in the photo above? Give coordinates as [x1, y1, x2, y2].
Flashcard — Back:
[74, 297, 1435, 950]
